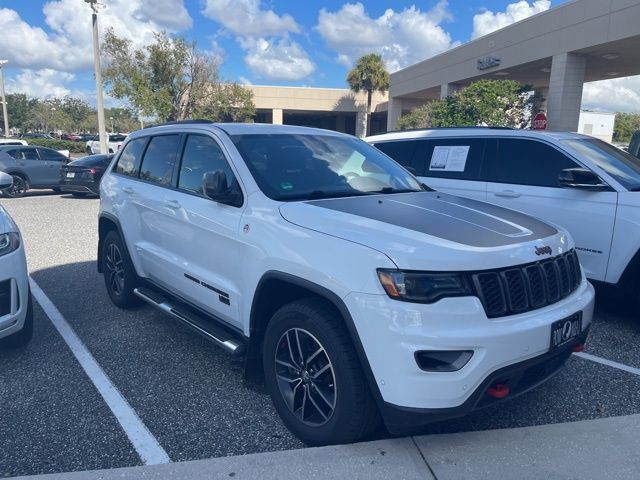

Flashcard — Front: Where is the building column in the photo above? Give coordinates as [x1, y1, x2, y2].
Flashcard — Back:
[440, 83, 459, 99]
[534, 87, 549, 113]
[272, 108, 283, 125]
[386, 97, 403, 132]
[547, 53, 585, 132]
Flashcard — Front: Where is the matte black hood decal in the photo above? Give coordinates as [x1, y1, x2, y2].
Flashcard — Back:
[306, 192, 558, 248]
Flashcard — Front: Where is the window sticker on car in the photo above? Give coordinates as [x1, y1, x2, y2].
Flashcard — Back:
[429, 146, 470, 172]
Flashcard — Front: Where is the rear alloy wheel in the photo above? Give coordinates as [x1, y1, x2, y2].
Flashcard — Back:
[3, 175, 28, 198]
[86, 146, 93, 154]
[102, 230, 139, 308]
[263, 298, 379, 446]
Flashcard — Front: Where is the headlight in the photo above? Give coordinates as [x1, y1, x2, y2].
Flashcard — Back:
[377, 269, 472, 303]
[0, 232, 20, 257]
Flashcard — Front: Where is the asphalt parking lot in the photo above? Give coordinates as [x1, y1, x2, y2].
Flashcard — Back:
[1, 192, 640, 478]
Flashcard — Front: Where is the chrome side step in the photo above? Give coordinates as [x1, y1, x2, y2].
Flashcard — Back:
[134, 287, 245, 356]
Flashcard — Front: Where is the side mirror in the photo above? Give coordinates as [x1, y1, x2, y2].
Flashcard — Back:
[0, 172, 13, 190]
[202, 170, 242, 207]
[559, 168, 608, 191]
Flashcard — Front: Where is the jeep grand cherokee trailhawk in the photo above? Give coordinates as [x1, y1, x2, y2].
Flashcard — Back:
[97, 121, 594, 445]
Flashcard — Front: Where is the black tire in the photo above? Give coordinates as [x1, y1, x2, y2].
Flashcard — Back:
[3, 174, 28, 198]
[3, 291, 34, 347]
[263, 298, 379, 446]
[86, 146, 93, 154]
[102, 230, 140, 308]
[52, 187, 61, 193]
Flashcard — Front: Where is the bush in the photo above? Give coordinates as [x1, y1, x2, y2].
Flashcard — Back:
[23, 138, 87, 153]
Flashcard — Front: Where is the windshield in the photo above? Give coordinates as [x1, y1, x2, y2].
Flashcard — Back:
[562, 138, 640, 190]
[231, 133, 422, 201]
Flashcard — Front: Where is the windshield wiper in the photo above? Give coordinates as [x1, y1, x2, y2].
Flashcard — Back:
[376, 187, 423, 195]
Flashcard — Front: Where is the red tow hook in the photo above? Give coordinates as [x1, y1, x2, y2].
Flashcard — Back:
[486, 383, 510, 399]
[571, 343, 585, 353]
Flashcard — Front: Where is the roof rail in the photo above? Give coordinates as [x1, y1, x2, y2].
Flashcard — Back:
[368, 125, 514, 137]
[143, 119, 214, 129]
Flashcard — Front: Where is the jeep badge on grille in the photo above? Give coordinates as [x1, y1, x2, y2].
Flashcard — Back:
[535, 245, 553, 256]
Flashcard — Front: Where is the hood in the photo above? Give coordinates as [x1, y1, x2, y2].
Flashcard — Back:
[279, 192, 572, 271]
[0, 205, 17, 235]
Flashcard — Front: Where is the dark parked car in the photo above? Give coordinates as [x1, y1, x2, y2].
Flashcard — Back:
[0, 146, 69, 197]
[19, 133, 54, 139]
[59, 154, 113, 197]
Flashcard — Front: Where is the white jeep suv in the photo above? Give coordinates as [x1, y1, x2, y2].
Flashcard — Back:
[0, 172, 33, 347]
[368, 128, 640, 308]
[98, 122, 594, 445]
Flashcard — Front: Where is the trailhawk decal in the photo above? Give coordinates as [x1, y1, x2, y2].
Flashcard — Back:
[307, 192, 558, 248]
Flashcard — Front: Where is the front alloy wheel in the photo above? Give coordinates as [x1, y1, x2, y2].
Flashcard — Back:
[275, 328, 337, 426]
[105, 242, 125, 298]
[5, 176, 27, 198]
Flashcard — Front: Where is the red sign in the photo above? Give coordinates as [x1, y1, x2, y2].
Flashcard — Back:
[533, 112, 547, 130]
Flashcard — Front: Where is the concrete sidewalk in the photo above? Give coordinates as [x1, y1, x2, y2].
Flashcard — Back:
[14, 414, 640, 480]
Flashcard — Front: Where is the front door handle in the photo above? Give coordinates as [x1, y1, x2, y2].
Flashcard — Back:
[164, 199, 181, 209]
[494, 190, 521, 198]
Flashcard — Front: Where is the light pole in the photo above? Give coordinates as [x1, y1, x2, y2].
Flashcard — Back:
[84, 0, 108, 153]
[109, 116, 114, 132]
[0, 60, 9, 138]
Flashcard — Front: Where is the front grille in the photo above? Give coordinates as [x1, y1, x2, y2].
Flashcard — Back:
[472, 250, 582, 318]
[0, 280, 11, 316]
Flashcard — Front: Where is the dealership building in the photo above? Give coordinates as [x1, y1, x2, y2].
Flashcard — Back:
[248, 0, 639, 138]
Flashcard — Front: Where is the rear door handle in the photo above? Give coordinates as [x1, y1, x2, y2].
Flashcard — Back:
[122, 186, 134, 194]
[164, 199, 181, 209]
[494, 190, 521, 198]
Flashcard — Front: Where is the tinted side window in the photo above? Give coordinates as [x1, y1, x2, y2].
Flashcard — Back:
[414, 138, 486, 180]
[13, 148, 39, 160]
[178, 135, 238, 196]
[38, 148, 66, 161]
[373, 141, 420, 173]
[115, 138, 147, 177]
[139, 135, 180, 186]
[487, 139, 579, 187]
[6, 149, 22, 159]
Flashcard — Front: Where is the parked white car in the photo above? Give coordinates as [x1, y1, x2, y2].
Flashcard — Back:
[98, 122, 594, 445]
[368, 128, 640, 309]
[0, 172, 33, 346]
[86, 134, 127, 154]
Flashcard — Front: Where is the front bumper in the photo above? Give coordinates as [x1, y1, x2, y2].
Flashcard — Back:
[0, 245, 30, 339]
[344, 279, 595, 428]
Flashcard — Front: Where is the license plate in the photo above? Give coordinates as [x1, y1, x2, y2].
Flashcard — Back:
[66, 172, 75, 178]
[550, 313, 582, 350]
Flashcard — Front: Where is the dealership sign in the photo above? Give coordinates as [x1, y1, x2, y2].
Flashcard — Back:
[477, 56, 501, 70]
[533, 112, 548, 130]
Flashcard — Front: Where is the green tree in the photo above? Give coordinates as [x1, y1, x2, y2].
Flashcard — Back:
[194, 83, 255, 122]
[5, 93, 30, 132]
[613, 112, 640, 143]
[102, 30, 253, 123]
[398, 79, 541, 130]
[396, 103, 435, 130]
[347, 53, 390, 136]
[60, 97, 94, 130]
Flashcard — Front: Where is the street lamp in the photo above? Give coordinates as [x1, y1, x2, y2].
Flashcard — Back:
[84, 0, 108, 154]
[0, 60, 9, 138]
[109, 116, 114, 133]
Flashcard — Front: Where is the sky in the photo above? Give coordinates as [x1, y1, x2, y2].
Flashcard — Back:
[0, 0, 638, 113]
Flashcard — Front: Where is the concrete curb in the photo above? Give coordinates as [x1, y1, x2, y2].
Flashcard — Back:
[12, 414, 640, 480]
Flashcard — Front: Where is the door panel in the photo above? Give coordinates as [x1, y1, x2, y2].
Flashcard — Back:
[14, 148, 48, 185]
[485, 138, 617, 281]
[37, 148, 67, 184]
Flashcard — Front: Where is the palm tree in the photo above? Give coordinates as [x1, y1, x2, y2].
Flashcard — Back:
[347, 53, 390, 137]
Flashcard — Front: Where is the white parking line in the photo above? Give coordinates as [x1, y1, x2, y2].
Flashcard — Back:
[574, 352, 640, 377]
[29, 277, 171, 466]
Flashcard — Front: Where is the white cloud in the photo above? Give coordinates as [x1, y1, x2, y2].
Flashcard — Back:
[582, 76, 640, 113]
[7, 69, 74, 99]
[202, 0, 298, 36]
[0, 0, 192, 72]
[316, 1, 458, 72]
[240, 37, 315, 81]
[472, 1, 550, 39]
[238, 76, 253, 85]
